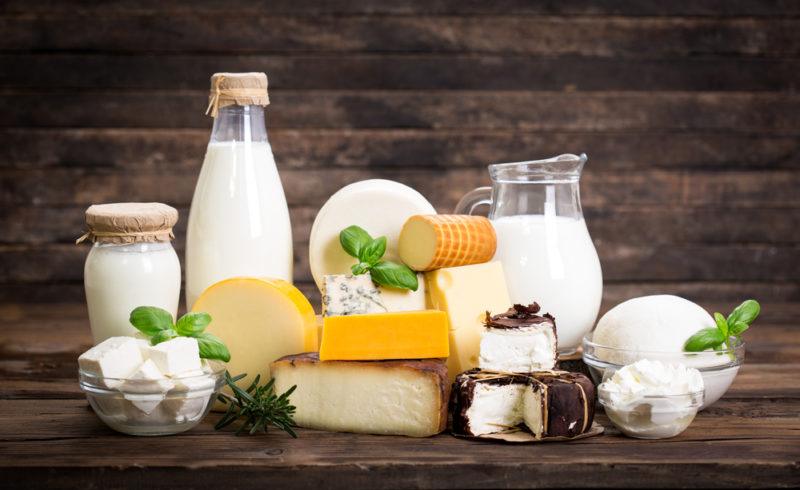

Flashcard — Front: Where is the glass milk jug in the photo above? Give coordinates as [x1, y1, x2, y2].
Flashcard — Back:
[455, 154, 602, 353]
[185, 72, 293, 309]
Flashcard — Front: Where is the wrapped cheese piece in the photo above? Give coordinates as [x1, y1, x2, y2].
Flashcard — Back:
[451, 369, 595, 439]
[399, 215, 496, 271]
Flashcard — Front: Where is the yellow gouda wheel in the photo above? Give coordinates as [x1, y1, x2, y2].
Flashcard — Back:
[192, 277, 317, 386]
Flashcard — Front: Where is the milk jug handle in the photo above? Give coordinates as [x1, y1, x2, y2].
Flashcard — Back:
[454, 186, 492, 215]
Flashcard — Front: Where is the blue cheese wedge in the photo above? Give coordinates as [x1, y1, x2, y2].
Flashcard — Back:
[322, 273, 387, 316]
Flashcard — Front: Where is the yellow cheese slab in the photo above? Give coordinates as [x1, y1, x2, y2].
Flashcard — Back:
[320, 310, 449, 361]
[192, 277, 317, 385]
[425, 262, 511, 381]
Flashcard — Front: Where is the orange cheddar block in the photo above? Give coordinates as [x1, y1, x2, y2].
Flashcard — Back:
[320, 310, 450, 361]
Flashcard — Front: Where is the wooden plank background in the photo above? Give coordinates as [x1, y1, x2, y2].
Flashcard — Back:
[0, 0, 798, 308]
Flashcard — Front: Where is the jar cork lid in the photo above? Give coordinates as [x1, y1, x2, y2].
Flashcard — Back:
[205, 72, 270, 118]
[77, 203, 178, 245]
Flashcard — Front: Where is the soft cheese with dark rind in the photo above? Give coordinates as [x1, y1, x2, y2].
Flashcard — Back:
[451, 370, 530, 436]
[531, 371, 596, 438]
[272, 353, 450, 437]
[480, 303, 558, 372]
[451, 369, 595, 439]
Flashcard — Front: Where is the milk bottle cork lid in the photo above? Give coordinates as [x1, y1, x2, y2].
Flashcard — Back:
[205, 72, 270, 117]
[77, 203, 178, 245]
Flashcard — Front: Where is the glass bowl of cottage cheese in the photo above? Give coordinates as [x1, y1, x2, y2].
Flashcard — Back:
[597, 359, 705, 439]
[582, 295, 745, 409]
[78, 336, 225, 436]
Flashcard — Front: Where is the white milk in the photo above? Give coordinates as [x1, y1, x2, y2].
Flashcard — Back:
[85, 242, 181, 344]
[491, 214, 603, 352]
[185, 141, 292, 308]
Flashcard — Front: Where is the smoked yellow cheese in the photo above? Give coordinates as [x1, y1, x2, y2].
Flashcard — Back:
[425, 262, 511, 381]
[399, 214, 496, 271]
[192, 277, 317, 386]
[319, 310, 449, 361]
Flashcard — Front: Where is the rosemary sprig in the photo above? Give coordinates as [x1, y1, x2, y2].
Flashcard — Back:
[214, 371, 298, 437]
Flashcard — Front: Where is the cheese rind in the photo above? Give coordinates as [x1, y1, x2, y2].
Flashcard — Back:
[399, 215, 497, 271]
[452, 370, 595, 439]
[320, 310, 449, 361]
[272, 353, 450, 437]
[425, 262, 511, 380]
[192, 277, 318, 386]
[479, 303, 557, 372]
[321, 273, 386, 316]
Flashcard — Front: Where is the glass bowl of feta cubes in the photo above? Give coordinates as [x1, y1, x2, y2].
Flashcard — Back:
[78, 336, 226, 436]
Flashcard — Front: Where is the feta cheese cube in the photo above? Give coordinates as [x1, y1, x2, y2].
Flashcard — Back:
[78, 337, 144, 387]
[163, 370, 215, 422]
[120, 359, 174, 394]
[124, 393, 165, 414]
[119, 359, 174, 414]
[145, 337, 202, 376]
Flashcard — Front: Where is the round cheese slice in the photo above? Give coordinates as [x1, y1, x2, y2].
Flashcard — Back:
[309, 179, 436, 290]
[192, 278, 317, 388]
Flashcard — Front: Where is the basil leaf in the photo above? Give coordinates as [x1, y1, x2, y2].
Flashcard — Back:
[150, 328, 179, 345]
[129, 306, 174, 337]
[369, 261, 419, 291]
[176, 311, 212, 336]
[729, 299, 760, 326]
[361, 236, 387, 265]
[683, 327, 726, 352]
[729, 320, 750, 336]
[196, 332, 231, 362]
[339, 225, 373, 259]
[714, 312, 729, 338]
[351, 262, 371, 275]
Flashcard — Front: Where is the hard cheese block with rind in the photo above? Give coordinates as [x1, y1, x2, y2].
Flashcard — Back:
[308, 179, 436, 291]
[426, 262, 511, 381]
[192, 278, 317, 384]
[272, 353, 450, 437]
[320, 310, 449, 361]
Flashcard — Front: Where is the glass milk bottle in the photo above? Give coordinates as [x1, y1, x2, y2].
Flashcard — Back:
[455, 154, 602, 353]
[78, 203, 181, 344]
[185, 72, 293, 309]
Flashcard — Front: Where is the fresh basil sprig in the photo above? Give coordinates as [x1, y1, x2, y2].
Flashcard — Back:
[683, 299, 760, 352]
[129, 306, 231, 362]
[339, 225, 418, 291]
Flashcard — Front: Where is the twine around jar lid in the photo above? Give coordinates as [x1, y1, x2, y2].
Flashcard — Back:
[205, 72, 270, 118]
[76, 203, 178, 245]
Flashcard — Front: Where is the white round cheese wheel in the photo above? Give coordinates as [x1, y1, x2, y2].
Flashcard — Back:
[593, 295, 715, 353]
[309, 179, 436, 290]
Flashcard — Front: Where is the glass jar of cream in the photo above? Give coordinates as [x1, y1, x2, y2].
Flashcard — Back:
[79, 203, 181, 344]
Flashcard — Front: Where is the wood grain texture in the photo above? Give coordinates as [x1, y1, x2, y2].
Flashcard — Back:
[3, 91, 799, 129]
[3, 16, 799, 56]
[2, 128, 800, 170]
[0, 4, 798, 308]
[2, 0, 800, 17]
[0, 302, 798, 488]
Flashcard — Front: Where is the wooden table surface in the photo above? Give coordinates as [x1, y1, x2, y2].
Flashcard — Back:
[1, 302, 798, 489]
